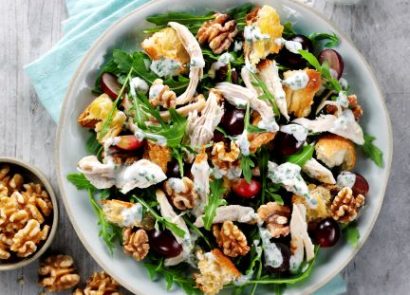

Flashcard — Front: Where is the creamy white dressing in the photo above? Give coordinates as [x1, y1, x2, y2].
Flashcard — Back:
[209, 52, 234, 73]
[130, 77, 149, 94]
[259, 226, 284, 268]
[191, 159, 211, 217]
[268, 162, 316, 207]
[282, 70, 309, 90]
[212, 165, 242, 180]
[244, 25, 270, 42]
[116, 159, 167, 194]
[190, 56, 205, 68]
[234, 40, 243, 52]
[337, 171, 356, 188]
[148, 83, 165, 100]
[134, 127, 167, 146]
[275, 38, 302, 54]
[150, 58, 181, 77]
[167, 177, 186, 193]
[121, 203, 143, 227]
[336, 91, 349, 108]
[280, 124, 308, 147]
[235, 130, 250, 156]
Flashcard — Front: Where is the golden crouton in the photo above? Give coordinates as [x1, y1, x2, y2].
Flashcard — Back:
[315, 134, 356, 170]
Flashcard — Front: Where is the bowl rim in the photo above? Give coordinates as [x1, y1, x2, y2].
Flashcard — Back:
[0, 156, 59, 271]
[55, 0, 393, 294]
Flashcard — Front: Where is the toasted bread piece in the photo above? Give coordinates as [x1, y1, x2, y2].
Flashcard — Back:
[244, 5, 284, 67]
[284, 69, 321, 118]
[315, 134, 356, 170]
[141, 27, 190, 74]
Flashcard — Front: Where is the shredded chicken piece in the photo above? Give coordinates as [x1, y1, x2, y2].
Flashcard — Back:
[77, 156, 115, 189]
[186, 90, 224, 148]
[77, 156, 166, 193]
[191, 150, 211, 217]
[160, 94, 206, 120]
[302, 158, 336, 184]
[293, 109, 364, 144]
[156, 189, 191, 266]
[194, 205, 258, 227]
[168, 22, 205, 105]
[216, 81, 279, 132]
[289, 204, 315, 273]
[257, 60, 289, 119]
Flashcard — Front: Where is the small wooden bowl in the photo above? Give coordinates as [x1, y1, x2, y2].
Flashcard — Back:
[0, 157, 58, 271]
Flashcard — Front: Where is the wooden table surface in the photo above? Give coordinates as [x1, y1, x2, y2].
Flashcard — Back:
[0, 0, 408, 294]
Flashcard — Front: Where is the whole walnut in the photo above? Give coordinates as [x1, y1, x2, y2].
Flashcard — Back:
[38, 255, 80, 292]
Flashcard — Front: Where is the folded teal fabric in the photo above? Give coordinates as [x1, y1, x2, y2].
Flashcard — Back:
[24, 1, 347, 294]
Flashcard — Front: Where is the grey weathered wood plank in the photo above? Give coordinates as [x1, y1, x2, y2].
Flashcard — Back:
[0, 0, 407, 294]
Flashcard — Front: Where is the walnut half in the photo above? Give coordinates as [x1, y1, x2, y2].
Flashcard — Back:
[197, 13, 238, 54]
[330, 187, 365, 223]
[164, 177, 198, 210]
[213, 221, 250, 257]
[257, 202, 290, 238]
[38, 255, 80, 292]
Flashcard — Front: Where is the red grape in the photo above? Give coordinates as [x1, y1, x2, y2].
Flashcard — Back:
[277, 35, 313, 69]
[352, 173, 369, 196]
[318, 49, 344, 79]
[148, 230, 183, 258]
[273, 131, 302, 156]
[115, 135, 144, 151]
[101, 73, 121, 99]
[219, 105, 245, 136]
[313, 218, 341, 248]
[232, 179, 261, 199]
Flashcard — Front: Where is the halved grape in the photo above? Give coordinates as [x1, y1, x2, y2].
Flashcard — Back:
[273, 131, 302, 156]
[318, 49, 344, 79]
[219, 104, 245, 136]
[101, 73, 121, 99]
[352, 173, 369, 196]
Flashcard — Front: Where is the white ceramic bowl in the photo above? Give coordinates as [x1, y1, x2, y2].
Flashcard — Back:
[56, 0, 393, 294]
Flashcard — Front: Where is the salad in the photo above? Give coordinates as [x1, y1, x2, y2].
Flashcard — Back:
[67, 3, 384, 295]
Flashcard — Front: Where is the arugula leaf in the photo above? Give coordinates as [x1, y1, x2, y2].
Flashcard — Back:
[88, 190, 122, 254]
[228, 3, 254, 30]
[309, 32, 340, 48]
[144, 259, 201, 294]
[146, 11, 214, 26]
[97, 67, 134, 141]
[112, 50, 189, 94]
[284, 145, 314, 167]
[203, 179, 227, 231]
[67, 173, 96, 192]
[184, 217, 212, 249]
[257, 147, 269, 204]
[86, 132, 102, 156]
[151, 109, 187, 147]
[361, 133, 384, 167]
[132, 196, 186, 238]
[283, 21, 297, 39]
[299, 50, 342, 92]
[343, 222, 360, 247]
[250, 72, 280, 116]
[244, 248, 320, 286]
[266, 189, 284, 205]
[241, 155, 255, 183]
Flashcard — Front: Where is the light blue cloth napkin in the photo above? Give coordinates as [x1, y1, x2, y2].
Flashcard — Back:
[24, 1, 347, 294]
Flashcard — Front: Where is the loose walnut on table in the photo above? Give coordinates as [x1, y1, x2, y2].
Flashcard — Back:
[74, 271, 121, 295]
[38, 254, 80, 292]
